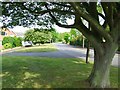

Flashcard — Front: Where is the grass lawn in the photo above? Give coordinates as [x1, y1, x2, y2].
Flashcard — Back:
[1, 56, 119, 88]
[15, 43, 58, 52]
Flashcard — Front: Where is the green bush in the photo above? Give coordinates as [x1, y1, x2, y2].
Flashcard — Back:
[14, 37, 22, 47]
[70, 38, 76, 45]
[69, 36, 89, 47]
[2, 37, 15, 47]
[2, 36, 22, 49]
[3, 43, 12, 49]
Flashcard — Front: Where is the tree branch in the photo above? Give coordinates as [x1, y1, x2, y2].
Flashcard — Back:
[98, 13, 108, 29]
[22, 3, 75, 16]
[50, 2, 71, 8]
[110, 12, 120, 42]
[98, 13, 105, 20]
[74, 13, 103, 54]
[70, 2, 113, 43]
[44, 3, 75, 28]
[101, 2, 114, 30]
[108, 3, 114, 30]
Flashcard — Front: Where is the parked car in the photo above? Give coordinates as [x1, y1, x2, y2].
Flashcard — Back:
[22, 41, 33, 47]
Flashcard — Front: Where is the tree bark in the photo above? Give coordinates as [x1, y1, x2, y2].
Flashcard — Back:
[87, 43, 118, 88]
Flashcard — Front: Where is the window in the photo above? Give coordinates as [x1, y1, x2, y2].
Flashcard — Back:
[1, 31, 7, 35]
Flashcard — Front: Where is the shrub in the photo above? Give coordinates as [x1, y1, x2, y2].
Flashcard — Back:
[2, 37, 15, 48]
[70, 38, 76, 45]
[2, 36, 22, 48]
[3, 43, 12, 49]
[64, 33, 70, 44]
[14, 37, 22, 47]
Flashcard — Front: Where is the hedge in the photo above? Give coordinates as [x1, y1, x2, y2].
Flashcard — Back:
[2, 36, 22, 49]
[3, 43, 12, 49]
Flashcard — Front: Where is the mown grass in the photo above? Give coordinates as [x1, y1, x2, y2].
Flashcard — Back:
[15, 44, 58, 52]
[1, 56, 119, 88]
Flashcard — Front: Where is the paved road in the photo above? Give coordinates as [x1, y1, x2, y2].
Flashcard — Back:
[2, 43, 119, 67]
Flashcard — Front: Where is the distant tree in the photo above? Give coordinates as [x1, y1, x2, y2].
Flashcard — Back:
[64, 33, 70, 44]
[24, 29, 34, 41]
[24, 29, 52, 45]
[57, 33, 64, 42]
[49, 28, 58, 42]
[70, 28, 77, 39]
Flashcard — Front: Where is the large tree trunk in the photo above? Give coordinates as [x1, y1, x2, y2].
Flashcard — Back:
[87, 43, 118, 88]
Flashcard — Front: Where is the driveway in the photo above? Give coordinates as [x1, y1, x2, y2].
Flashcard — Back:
[54, 43, 119, 67]
[2, 43, 119, 67]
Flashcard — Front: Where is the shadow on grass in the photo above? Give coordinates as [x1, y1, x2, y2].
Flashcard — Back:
[2, 56, 93, 88]
[1, 56, 118, 88]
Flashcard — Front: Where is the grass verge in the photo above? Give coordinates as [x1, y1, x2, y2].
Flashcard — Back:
[15, 44, 58, 52]
[1, 56, 119, 88]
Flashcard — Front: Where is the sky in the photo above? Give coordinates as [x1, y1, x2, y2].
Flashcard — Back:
[8, 24, 71, 34]
[7, 25, 71, 34]
[54, 19, 74, 33]
[0, 18, 73, 34]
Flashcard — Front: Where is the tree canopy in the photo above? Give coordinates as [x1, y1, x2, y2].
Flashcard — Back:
[24, 28, 58, 44]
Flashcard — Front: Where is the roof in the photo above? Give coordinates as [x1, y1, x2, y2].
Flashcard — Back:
[0, 27, 16, 36]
